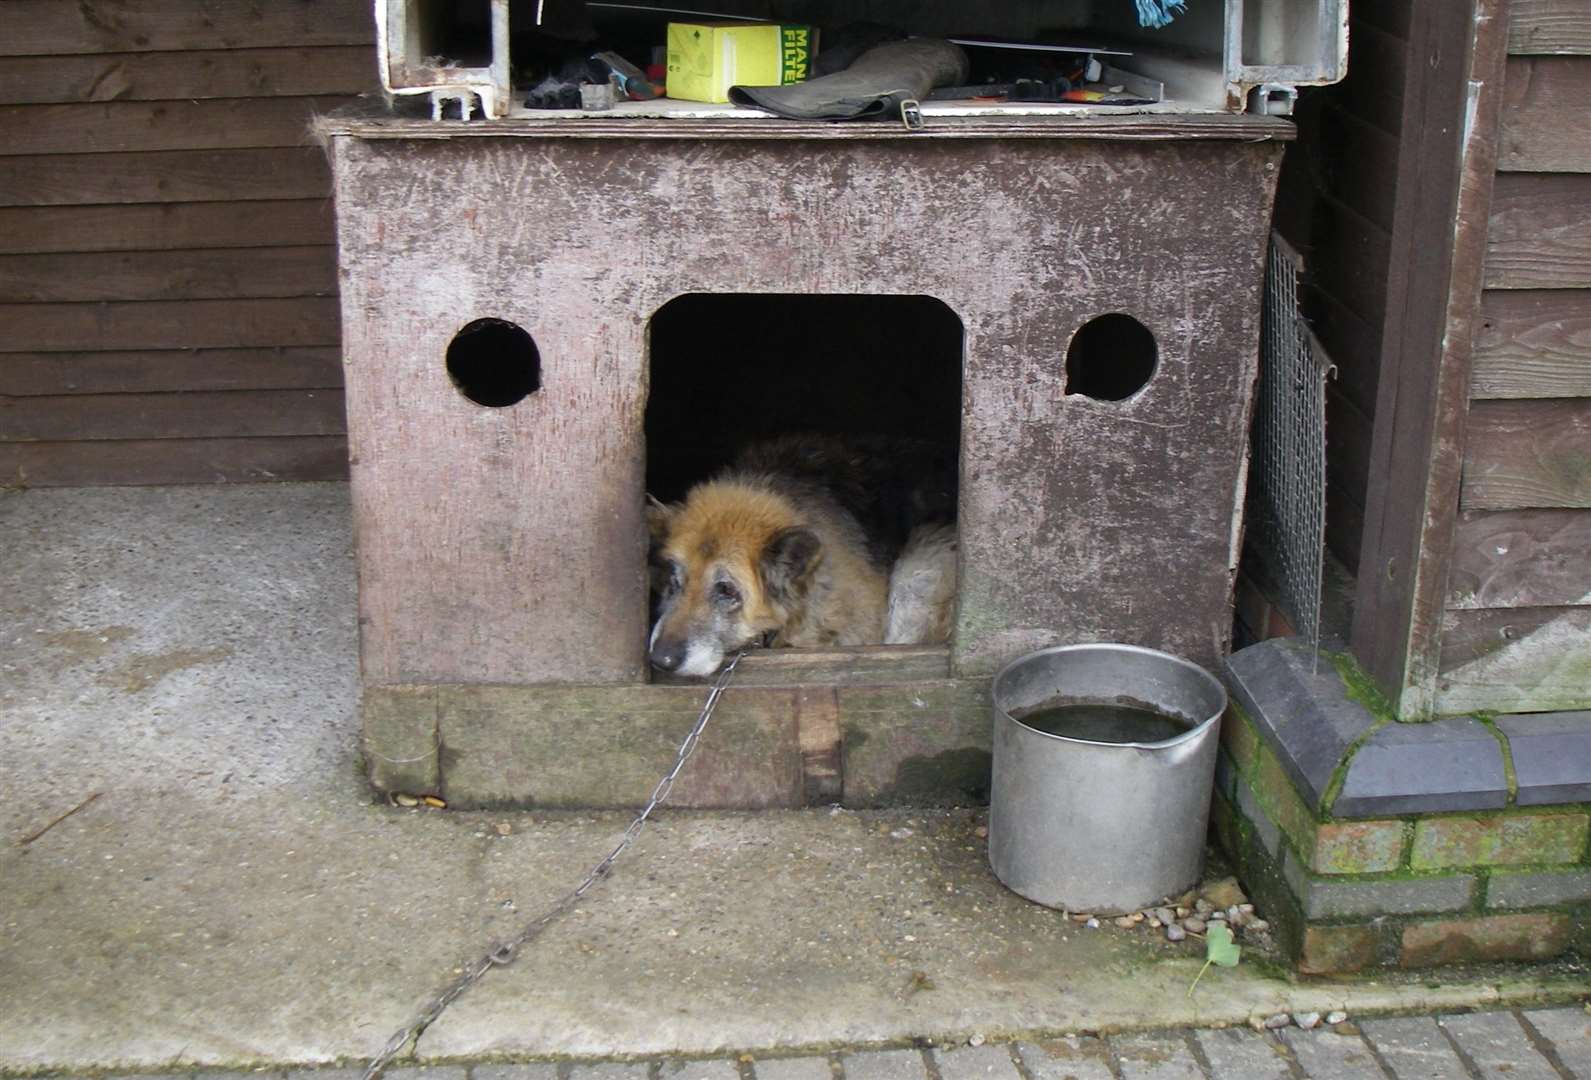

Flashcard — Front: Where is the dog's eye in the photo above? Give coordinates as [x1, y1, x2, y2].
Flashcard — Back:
[712, 580, 742, 607]
[664, 562, 684, 592]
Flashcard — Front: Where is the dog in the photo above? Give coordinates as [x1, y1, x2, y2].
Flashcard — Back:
[647, 435, 956, 676]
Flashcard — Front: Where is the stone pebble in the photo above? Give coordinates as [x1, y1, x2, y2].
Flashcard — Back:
[1059, 879, 1267, 943]
[1201, 876, 1249, 909]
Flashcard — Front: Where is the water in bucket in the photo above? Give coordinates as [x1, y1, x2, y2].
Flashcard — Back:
[1011, 701, 1190, 744]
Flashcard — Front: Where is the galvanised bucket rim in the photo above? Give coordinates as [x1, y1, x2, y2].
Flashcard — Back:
[991, 642, 1227, 751]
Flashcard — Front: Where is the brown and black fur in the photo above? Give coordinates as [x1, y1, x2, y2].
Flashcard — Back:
[647, 435, 956, 676]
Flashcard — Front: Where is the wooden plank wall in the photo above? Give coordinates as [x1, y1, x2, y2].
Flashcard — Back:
[1437, 0, 1591, 713]
[0, 1, 375, 486]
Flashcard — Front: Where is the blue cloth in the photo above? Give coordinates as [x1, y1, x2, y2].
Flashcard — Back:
[1136, 0, 1188, 29]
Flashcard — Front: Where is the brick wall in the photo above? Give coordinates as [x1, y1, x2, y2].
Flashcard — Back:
[1213, 692, 1590, 973]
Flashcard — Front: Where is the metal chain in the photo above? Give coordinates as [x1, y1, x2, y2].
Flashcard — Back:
[361, 651, 746, 1080]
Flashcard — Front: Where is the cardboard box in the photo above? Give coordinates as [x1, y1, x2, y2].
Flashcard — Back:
[666, 22, 814, 104]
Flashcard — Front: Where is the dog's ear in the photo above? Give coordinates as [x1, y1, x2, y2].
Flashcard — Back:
[760, 526, 822, 602]
[645, 495, 676, 548]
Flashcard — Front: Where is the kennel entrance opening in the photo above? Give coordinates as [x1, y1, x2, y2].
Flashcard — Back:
[644, 292, 964, 501]
[644, 292, 966, 676]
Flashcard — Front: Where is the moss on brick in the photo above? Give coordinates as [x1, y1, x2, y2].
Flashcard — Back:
[1320, 715, 1392, 815]
[1252, 743, 1321, 855]
[1473, 713, 1519, 807]
[1210, 787, 1244, 864]
[1312, 819, 1408, 874]
[1329, 651, 1399, 726]
[1220, 702, 1264, 778]
[1411, 812, 1590, 870]
[1213, 789, 1311, 964]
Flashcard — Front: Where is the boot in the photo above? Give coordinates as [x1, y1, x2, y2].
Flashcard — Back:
[728, 38, 969, 121]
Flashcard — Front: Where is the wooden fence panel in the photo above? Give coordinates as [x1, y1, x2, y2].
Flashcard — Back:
[3, 1, 374, 56]
[0, 436, 350, 487]
[0, 297, 341, 353]
[0, 149, 332, 207]
[1448, 509, 1591, 609]
[0, 247, 337, 303]
[1461, 398, 1591, 510]
[1471, 289, 1591, 399]
[0, 348, 343, 397]
[1498, 57, 1591, 171]
[0, 47, 374, 104]
[0, 201, 335, 254]
[3, 389, 346, 442]
[1437, 605, 1591, 714]
[0, 98, 356, 157]
[0, 1, 370, 484]
[1485, 173, 1591, 289]
[1510, 0, 1591, 54]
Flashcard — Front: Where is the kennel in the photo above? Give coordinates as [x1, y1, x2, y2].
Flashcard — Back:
[326, 0, 1346, 809]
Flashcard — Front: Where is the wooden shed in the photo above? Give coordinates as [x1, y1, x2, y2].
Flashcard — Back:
[1260, 0, 1591, 721]
[1218, 0, 1591, 974]
[0, 1, 372, 485]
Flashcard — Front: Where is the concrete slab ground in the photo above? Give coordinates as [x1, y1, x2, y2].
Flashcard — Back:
[1, 485, 1585, 1073]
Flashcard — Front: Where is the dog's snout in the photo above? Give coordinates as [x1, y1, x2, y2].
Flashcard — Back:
[650, 639, 686, 672]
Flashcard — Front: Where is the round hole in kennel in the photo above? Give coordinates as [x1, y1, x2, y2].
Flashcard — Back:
[446, 317, 541, 407]
[1064, 313, 1158, 401]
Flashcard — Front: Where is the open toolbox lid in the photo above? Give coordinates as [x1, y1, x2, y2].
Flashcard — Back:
[375, 0, 1347, 120]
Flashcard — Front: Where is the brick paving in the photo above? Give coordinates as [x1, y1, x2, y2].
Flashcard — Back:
[1437, 1011, 1563, 1080]
[84, 1005, 1589, 1080]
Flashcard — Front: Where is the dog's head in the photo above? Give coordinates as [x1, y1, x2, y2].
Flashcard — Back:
[647, 484, 822, 676]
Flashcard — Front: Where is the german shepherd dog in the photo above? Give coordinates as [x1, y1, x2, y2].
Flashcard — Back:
[647, 435, 957, 676]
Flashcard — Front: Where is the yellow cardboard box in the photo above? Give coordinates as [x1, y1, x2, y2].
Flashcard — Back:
[666, 22, 814, 104]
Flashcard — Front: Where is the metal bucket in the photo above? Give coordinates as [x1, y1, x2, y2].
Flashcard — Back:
[988, 643, 1228, 914]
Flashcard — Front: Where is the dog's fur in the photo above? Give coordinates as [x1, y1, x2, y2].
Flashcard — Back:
[885, 523, 958, 645]
[647, 435, 956, 676]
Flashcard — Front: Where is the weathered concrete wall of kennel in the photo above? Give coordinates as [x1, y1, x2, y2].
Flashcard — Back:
[326, 114, 1290, 687]
[324, 113, 1292, 807]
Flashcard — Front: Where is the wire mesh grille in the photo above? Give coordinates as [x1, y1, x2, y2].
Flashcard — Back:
[1246, 232, 1334, 650]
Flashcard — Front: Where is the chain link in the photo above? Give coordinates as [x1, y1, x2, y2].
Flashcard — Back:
[361, 651, 746, 1080]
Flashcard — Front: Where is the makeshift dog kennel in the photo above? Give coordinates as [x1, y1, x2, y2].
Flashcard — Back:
[326, 0, 1348, 809]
